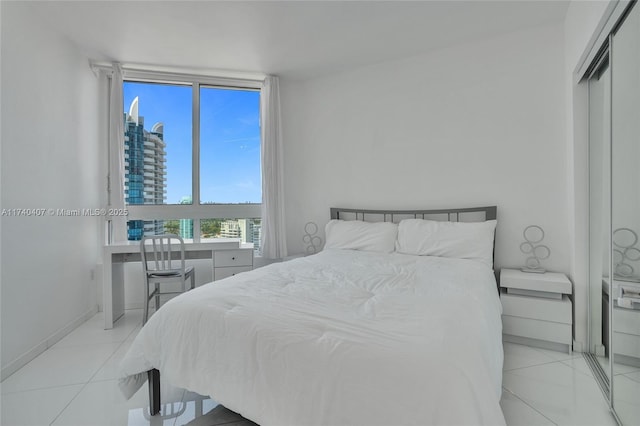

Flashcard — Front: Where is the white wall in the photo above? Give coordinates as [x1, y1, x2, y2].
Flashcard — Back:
[1, 3, 104, 377]
[281, 23, 568, 274]
[563, 0, 612, 350]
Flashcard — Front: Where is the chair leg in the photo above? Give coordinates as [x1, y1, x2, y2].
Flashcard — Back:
[143, 282, 150, 325]
[190, 273, 195, 290]
[148, 368, 161, 415]
[155, 283, 160, 312]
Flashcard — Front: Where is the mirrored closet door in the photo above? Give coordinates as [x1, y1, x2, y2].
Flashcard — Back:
[587, 2, 640, 424]
[611, 1, 640, 422]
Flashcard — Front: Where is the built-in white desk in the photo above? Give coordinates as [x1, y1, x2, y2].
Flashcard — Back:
[103, 240, 253, 329]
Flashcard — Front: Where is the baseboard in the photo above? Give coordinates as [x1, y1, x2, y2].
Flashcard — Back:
[614, 353, 640, 368]
[503, 334, 572, 354]
[1, 305, 99, 381]
[125, 302, 144, 310]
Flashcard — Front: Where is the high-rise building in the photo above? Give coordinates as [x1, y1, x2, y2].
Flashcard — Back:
[179, 196, 193, 239]
[124, 97, 167, 240]
[251, 220, 262, 252]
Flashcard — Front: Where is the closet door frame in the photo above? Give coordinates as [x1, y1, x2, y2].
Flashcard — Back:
[578, 2, 638, 424]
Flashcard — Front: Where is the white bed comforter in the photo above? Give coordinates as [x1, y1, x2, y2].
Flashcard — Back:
[119, 249, 505, 426]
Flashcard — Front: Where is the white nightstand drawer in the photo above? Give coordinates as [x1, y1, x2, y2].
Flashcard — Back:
[613, 308, 640, 336]
[502, 315, 572, 345]
[501, 269, 572, 294]
[215, 249, 253, 267]
[214, 266, 252, 281]
[613, 331, 640, 358]
[501, 293, 571, 324]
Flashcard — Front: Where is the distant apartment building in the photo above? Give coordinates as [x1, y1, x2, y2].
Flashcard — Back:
[220, 219, 261, 249]
[219, 220, 242, 240]
[124, 97, 167, 240]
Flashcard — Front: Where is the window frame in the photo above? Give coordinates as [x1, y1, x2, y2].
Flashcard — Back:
[121, 70, 263, 242]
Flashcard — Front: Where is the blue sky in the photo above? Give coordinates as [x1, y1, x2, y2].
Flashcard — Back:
[124, 82, 261, 204]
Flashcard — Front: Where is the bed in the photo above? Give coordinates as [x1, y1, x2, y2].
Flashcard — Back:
[119, 206, 505, 425]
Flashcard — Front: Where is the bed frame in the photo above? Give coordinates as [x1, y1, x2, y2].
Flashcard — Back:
[147, 205, 498, 415]
[330, 206, 497, 222]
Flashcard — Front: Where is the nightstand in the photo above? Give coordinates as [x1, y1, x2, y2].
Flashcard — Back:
[603, 279, 640, 366]
[500, 268, 573, 353]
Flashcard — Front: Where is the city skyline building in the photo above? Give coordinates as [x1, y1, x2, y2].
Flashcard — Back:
[220, 219, 261, 249]
[124, 97, 167, 240]
[179, 196, 194, 239]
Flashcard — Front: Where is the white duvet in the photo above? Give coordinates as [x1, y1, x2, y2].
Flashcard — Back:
[119, 249, 505, 426]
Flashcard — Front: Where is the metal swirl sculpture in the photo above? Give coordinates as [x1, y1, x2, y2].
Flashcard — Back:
[520, 225, 550, 273]
[613, 228, 640, 278]
[302, 222, 323, 255]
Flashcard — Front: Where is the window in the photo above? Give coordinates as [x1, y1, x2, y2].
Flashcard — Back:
[123, 82, 192, 205]
[121, 73, 262, 250]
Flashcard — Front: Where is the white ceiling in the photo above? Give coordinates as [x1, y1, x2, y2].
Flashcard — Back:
[19, 0, 570, 80]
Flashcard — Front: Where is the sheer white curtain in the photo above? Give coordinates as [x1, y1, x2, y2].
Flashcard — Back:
[260, 76, 288, 259]
[108, 63, 127, 242]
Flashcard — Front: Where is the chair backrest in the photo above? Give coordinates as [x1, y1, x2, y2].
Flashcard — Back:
[140, 234, 187, 275]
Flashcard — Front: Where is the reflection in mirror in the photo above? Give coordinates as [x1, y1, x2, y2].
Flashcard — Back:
[588, 55, 611, 384]
[613, 228, 640, 278]
[611, 2, 640, 423]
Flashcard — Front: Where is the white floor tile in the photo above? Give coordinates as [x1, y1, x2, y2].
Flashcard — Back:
[503, 361, 616, 426]
[503, 342, 560, 371]
[1, 342, 120, 394]
[53, 310, 142, 349]
[612, 375, 640, 426]
[51, 379, 185, 426]
[91, 340, 134, 382]
[500, 389, 556, 425]
[1, 384, 83, 426]
[623, 370, 640, 383]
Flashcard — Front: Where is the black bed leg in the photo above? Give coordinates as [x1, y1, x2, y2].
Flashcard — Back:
[148, 368, 161, 415]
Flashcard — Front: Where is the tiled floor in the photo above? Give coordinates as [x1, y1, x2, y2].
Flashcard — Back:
[1, 310, 622, 426]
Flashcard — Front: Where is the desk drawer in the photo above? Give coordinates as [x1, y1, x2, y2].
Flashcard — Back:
[215, 249, 253, 267]
[215, 266, 252, 281]
[501, 293, 572, 324]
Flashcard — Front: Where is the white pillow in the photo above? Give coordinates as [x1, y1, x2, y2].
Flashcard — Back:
[395, 219, 497, 267]
[324, 220, 398, 253]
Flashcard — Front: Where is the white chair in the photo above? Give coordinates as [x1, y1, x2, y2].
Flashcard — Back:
[141, 234, 195, 324]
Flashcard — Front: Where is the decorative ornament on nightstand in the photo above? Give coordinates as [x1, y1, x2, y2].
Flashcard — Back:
[613, 227, 640, 278]
[520, 225, 550, 273]
[302, 222, 323, 255]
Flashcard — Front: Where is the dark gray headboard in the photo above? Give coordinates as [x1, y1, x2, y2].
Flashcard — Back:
[330, 206, 497, 223]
